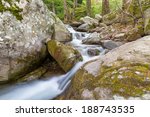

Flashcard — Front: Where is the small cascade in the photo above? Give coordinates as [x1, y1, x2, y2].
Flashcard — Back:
[0, 25, 104, 100]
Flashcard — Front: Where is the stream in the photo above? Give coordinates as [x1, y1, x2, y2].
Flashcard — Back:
[0, 25, 104, 100]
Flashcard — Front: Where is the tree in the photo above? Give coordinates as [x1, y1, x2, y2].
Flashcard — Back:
[102, 0, 110, 16]
[86, 0, 91, 16]
[72, 0, 77, 19]
[63, 0, 69, 22]
[78, 0, 83, 4]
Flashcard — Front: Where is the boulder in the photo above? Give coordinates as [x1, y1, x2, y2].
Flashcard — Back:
[125, 28, 142, 42]
[70, 21, 82, 27]
[47, 40, 83, 72]
[95, 14, 102, 22]
[113, 33, 126, 41]
[77, 23, 91, 32]
[52, 18, 71, 42]
[101, 40, 123, 50]
[62, 36, 150, 100]
[0, 0, 70, 82]
[87, 49, 100, 56]
[82, 32, 102, 45]
[80, 16, 99, 26]
[144, 8, 150, 35]
[16, 67, 47, 83]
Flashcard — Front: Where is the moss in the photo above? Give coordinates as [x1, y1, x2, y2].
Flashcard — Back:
[65, 60, 150, 99]
[0, 0, 25, 20]
[16, 67, 47, 83]
[94, 62, 150, 97]
[47, 40, 83, 72]
[128, 0, 150, 18]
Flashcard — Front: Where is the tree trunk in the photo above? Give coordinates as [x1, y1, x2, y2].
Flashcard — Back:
[73, 0, 78, 20]
[102, 0, 110, 16]
[63, 0, 69, 22]
[86, 0, 91, 16]
[78, 0, 83, 4]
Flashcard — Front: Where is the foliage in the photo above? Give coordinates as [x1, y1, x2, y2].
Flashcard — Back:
[43, 0, 74, 20]
[44, 0, 122, 21]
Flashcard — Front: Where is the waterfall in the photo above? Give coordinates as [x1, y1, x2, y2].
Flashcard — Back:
[0, 26, 104, 100]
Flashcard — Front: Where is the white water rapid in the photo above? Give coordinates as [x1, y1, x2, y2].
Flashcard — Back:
[0, 25, 104, 100]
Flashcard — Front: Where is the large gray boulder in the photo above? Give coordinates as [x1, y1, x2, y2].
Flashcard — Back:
[61, 36, 150, 100]
[0, 0, 70, 82]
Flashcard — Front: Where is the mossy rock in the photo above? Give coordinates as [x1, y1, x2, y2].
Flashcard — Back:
[16, 67, 47, 83]
[47, 40, 83, 72]
[59, 36, 150, 100]
[63, 61, 150, 100]
[128, 0, 150, 18]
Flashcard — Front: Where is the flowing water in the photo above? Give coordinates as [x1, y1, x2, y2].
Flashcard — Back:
[0, 25, 104, 100]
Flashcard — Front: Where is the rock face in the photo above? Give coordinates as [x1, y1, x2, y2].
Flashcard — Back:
[0, 0, 70, 82]
[144, 8, 150, 35]
[52, 18, 71, 42]
[63, 36, 150, 100]
[47, 40, 83, 72]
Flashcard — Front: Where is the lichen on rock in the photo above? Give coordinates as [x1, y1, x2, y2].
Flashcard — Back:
[61, 36, 150, 100]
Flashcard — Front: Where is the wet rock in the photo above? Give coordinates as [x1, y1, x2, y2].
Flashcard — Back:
[16, 67, 47, 83]
[76, 24, 90, 32]
[87, 49, 100, 56]
[62, 36, 150, 100]
[47, 40, 83, 72]
[101, 40, 123, 50]
[53, 20, 71, 42]
[82, 32, 102, 45]
[76, 23, 90, 32]
[70, 21, 82, 27]
[144, 8, 150, 35]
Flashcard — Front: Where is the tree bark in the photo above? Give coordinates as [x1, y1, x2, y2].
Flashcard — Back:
[102, 0, 110, 16]
[86, 0, 92, 16]
[63, 0, 69, 22]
